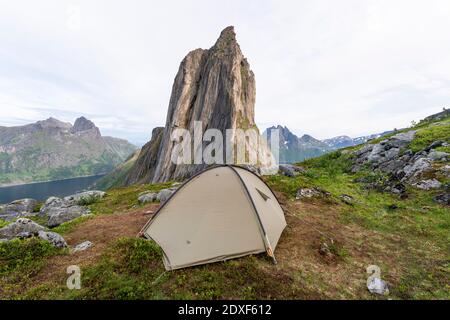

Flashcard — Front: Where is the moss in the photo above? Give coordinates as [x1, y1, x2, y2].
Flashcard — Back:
[0, 238, 61, 277]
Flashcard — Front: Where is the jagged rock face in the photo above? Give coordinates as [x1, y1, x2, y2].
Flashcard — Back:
[70, 116, 101, 137]
[125, 26, 263, 184]
[152, 26, 256, 182]
[124, 127, 164, 185]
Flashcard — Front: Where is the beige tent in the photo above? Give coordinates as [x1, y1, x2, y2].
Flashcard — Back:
[140, 165, 287, 270]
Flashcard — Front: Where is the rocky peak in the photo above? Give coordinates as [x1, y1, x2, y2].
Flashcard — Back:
[70, 117, 101, 137]
[121, 26, 268, 184]
[35, 117, 71, 130]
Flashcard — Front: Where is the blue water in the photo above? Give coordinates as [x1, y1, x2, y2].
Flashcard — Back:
[0, 175, 105, 204]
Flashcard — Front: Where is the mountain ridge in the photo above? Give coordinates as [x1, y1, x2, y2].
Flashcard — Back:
[0, 117, 137, 186]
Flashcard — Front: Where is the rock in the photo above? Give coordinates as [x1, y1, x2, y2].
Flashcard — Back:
[157, 189, 175, 203]
[47, 206, 91, 228]
[426, 150, 448, 162]
[120, 26, 274, 185]
[0, 198, 38, 221]
[279, 164, 306, 177]
[73, 240, 93, 252]
[64, 190, 106, 205]
[39, 196, 68, 215]
[390, 130, 416, 144]
[16, 231, 35, 239]
[0, 218, 46, 240]
[138, 192, 157, 204]
[367, 277, 390, 295]
[296, 188, 330, 200]
[434, 193, 450, 205]
[403, 158, 432, 181]
[37, 230, 67, 248]
[424, 140, 445, 152]
[440, 165, 450, 178]
[414, 179, 442, 190]
[339, 194, 354, 205]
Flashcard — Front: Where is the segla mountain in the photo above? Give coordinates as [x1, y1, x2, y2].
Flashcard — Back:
[111, 26, 273, 186]
[0, 117, 137, 186]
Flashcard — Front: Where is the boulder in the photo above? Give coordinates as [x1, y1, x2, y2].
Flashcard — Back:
[38, 230, 67, 248]
[414, 179, 442, 190]
[157, 188, 176, 203]
[296, 188, 330, 200]
[64, 190, 106, 205]
[339, 194, 354, 205]
[0, 198, 38, 221]
[434, 193, 450, 206]
[39, 197, 68, 215]
[367, 277, 390, 295]
[426, 150, 448, 162]
[279, 164, 306, 177]
[0, 218, 45, 240]
[73, 240, 93, 252]
[47, 206, 91, 228]
[138, 192, 158, 204]
[402, 158, 432, 181]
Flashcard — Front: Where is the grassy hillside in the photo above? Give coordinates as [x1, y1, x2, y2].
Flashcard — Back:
[0, 116, 448, 300]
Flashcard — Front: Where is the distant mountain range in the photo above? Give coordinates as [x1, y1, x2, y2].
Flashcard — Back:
[264, 125, 392, 163]
[0, 117, 137, 186]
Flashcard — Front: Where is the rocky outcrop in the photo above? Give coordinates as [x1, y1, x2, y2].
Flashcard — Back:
[63, 190, 106, 205]
[279, 164, 306, 177]
[121, 26, 273, 185]
[351, 129, 449, 193]
[0, 198, 38, 221]
[0, 218, 45, 240]
[38, 191, 103, 227]
[0, 218, 67, 247]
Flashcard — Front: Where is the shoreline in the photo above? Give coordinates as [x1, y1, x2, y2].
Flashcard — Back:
[0, 173, 107, 189]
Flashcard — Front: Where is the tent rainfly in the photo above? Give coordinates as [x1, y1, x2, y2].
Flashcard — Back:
[140, 165, 287, 270]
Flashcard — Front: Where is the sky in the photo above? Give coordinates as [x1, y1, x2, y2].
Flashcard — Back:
[0, 0, 450, 145]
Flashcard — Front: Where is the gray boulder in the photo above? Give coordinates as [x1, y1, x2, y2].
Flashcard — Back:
[73, 240, 93, 252]
[157, 188, 176, 203]
[403, 158, 432, 181]
[47, 205, 91, 228]
[426, 150, 448, 162]
[367, 277, 390, 295]
[0, 218, 45, 240]
[138, 192, 157, 204]
[39, 196, 68, 215]
[413, 179, 442, 190]
[0, 198, 38, 221]
[279, 164, 306, 177]
[64, 190, 106, 205]
[296, 188, 330, 200]
[339, 194, 354, 205]
[38, 230, 67, 248]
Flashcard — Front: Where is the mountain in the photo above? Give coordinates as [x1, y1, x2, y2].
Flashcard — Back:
[263, 125, 394, 163]
[0, 117, 137, 186]
[323, 131, 393, 149]
[264, 125, 331, 163]
[112, 26, 272, 186]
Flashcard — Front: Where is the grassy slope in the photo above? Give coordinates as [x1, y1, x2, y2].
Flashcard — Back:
[0, 118, 449, 300]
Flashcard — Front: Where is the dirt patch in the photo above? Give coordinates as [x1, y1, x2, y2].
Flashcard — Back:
[33, 204, 159, 286]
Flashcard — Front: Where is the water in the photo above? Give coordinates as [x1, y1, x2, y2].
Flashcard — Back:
[0, 174, 105, 204]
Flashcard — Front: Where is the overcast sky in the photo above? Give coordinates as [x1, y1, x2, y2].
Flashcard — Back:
[1, 0, 449, 145]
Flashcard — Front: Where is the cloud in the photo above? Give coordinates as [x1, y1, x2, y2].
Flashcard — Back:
[0, 0, 449, 143]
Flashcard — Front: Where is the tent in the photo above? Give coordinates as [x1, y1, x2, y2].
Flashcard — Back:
[140, 165, 287, 270]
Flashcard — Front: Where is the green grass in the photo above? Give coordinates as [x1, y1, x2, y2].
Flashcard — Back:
[409, 119, 450, 152]
[22, 237, 312, 300]
[0, 238, 61, 277]
[0, 219, 10, 228]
